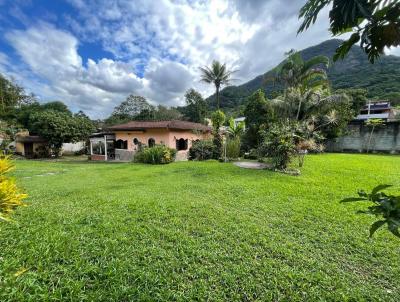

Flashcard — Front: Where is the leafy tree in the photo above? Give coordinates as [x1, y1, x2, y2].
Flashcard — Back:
[41, 101, 71, 114]
[181, 89, 208, 123]
[211, 110, 226, 159]
[200, 61, 235, 109]
[335, 88, 368, 113]
[152, 105, 182, 121]
[106, 95, 153, 125]
[29, 110, 94, 156]
[113, 95, 152, 117]
[258, 123, 297, 170]
[243, 89, 274, 149]
[298, 0, 400, 63]
[0, 121, 19, 152]
[0, 74, 29, 116]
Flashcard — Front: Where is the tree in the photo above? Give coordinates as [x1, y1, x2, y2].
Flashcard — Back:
[29, 110, 94, 156]
[105, 95, 153, 125]
[335, 88, 368, 114]
[182, 89, 208, 123]
[5, 101, 77, 131]
[113, 95, 153, 117]
[274, 50, 330, 120]
[226, 117, 245, 139]
[258, 123, 297, 170]
[41, 101, 71, 114]
[0, 74, 28, 116]
[152, 105, 182, 121]
[243, 89, 275, 149]
[211, 110, 226, 159]
[298, 0, 400, 63]
[365, 118, 385, 153]
[200, 61, 235, 109]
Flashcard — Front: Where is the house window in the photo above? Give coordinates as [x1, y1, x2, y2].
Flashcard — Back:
[115, 139, 128, 149]
[176, 138, 188, 151]
[93, 141, 105, 155]
[133, 138, 139, 145]
[148, 138, 155, 148]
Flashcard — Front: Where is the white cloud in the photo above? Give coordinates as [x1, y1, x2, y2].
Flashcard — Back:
[3, 0, 398, 118]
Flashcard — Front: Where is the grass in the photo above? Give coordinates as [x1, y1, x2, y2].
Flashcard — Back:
[0, 154, 399, 301]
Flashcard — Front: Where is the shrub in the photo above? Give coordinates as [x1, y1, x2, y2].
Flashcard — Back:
[0, 153, 27, 221]
[189, 140, 214, 161]
[258, 124, 296, 170]
[211, 110, 225, 159]
[341, 185, 400, 238]
[243, 149, 259, 160]
[226, 137, 241, 160]
[133, 145, 176, 164]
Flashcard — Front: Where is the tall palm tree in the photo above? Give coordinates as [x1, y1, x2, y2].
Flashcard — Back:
[199, 61, 235, 109]
[274, 50, 330, 120]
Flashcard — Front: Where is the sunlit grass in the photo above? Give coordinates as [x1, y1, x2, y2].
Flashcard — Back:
[0, 154, 399, 301]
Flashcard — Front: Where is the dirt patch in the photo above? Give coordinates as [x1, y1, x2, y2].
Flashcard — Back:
[233, 161, 269, 170]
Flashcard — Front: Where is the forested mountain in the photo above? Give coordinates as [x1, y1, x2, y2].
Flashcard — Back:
[208, 39, 400, 111]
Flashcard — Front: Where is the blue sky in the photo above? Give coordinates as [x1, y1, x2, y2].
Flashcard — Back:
[0, 0, 399, 118]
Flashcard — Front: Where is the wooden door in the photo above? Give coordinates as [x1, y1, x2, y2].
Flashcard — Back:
[24, 143, 34, 158]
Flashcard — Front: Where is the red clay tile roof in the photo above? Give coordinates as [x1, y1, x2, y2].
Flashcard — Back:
[107, 120, 211, 132]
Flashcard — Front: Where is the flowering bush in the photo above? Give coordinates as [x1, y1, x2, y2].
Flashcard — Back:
[133, 145, 176, 164]
[259, 124, 297, 170]
[0, 153, 27, 222]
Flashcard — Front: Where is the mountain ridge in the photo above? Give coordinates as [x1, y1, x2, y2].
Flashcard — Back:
[207, 39, 400, 111]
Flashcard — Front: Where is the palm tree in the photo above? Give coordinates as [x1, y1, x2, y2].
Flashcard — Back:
[226, 117, 245, 139]
[274, 50, 330, 120]
[199, 61, 235, 109]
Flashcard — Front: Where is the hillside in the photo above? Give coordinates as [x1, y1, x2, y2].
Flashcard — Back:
[208, 39, 400, 111]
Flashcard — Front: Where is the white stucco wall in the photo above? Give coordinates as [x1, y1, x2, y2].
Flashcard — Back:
[62, 142, 85, 153]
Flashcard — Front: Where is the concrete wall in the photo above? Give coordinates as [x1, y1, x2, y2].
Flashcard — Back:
[326, 121, 400, 154]
[62, 142, 85, 154]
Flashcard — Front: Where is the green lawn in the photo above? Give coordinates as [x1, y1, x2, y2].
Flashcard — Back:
[1, 154, 399, 301]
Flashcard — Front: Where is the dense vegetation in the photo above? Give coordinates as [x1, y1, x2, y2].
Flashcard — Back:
[133, 145, 176, 164]
[0, 155, 399, 301]
[208, 39, 400, 112]
[0, 154, 27, 221]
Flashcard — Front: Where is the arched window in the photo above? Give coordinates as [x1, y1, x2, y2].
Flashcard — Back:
[176, 138, 188, 151]
[148, 138, 155, 148]
[133, 138, 139, 145]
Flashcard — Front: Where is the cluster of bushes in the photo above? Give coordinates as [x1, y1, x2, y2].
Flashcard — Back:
[133, 145, 176, 164]
[0, 153, 27, 221]
[188, 140, 215, 160]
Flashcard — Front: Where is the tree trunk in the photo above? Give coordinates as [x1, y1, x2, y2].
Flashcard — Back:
[296, 98, 302, 120]
[366, 126, 375, 153]
[216, 85, 220, 110]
